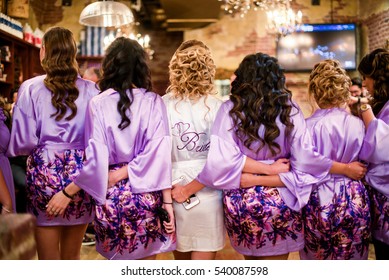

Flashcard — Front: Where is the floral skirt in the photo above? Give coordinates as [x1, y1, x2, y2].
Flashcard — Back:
[223, 186, 304, 257]
[301, 180, 371, 260]
[26, 147, 94, 226]
[94, 163, 176, 260]
[368, 186, 389, 245]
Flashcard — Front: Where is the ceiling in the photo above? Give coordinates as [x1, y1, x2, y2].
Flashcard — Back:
[131, 0, 224, 31]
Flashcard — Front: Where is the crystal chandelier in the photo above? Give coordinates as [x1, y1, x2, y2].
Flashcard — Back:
[104, 26, 155, 60]
[218, 0, 289, 18]
[218, 0, 303, 37]
[266, 1, 302, 37]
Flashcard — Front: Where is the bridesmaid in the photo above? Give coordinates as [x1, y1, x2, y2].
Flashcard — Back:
[0, 106, 15, 214]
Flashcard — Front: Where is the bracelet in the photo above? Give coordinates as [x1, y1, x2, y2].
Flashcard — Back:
[62, 189, 74, 200]
[163, 201, 173, 204]
[2, 206, 11, 213]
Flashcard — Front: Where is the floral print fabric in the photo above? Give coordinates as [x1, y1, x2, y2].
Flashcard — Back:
[26, 147, 94, 226]
[301, 180, 371, 260]
[223, 186, 304, 256]
[94, 163, 176, 260]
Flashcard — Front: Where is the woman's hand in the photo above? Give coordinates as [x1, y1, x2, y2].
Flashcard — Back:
[108, 165, 128, 187]
[46, 190, 72, 217]
[162, 203, 175, 234]
[344, 161, 367, 180]
[171, 184, 189, 203]
[268, 158, 290, 175]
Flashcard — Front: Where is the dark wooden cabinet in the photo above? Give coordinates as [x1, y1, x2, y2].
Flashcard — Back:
[0, 29, 44, 102]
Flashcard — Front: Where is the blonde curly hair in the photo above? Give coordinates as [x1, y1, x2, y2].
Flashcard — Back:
[308, 59, 351, 112]
[167, 40, 217, 101]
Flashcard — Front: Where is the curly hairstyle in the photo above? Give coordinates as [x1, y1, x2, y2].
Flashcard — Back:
[99, 37, 152, 130]
[308, 59, 351, 111]
[229, 52, 295, 156]
[358, 48, 389, 115]
[166, 40, 216, 101]
[41, 27, 79, 121]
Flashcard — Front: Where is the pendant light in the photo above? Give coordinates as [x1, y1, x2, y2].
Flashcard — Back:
[79, 0, 135, 27]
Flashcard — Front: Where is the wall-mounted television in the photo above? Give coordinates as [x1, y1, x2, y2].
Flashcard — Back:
[276, 23, 357, 72]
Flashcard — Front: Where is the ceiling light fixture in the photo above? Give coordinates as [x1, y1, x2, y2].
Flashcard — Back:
[266, 1, 302, 38]
[79, 0, 135, 27]
[218, 0, 302, 37]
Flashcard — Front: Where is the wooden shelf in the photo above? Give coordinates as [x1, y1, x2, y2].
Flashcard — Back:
[0, 29, 44, 101]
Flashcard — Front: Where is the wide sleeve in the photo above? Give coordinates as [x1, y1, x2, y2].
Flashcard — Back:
[359, 116, 389, 164]
[197, 103, 246, 190]
[73, 99, 109, 205]
[6, 83, 38, 156]
[129, 96, 172, 194]
[278, 109, 333, 211]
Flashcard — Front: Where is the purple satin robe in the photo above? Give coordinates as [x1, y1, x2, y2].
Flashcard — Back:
[302, 108, 370, 260]
[73, 88, 175, 259]
[197, 100, 332, 256]
[6, 75, 99, 226]
[360, 100, 389, 244]
[0, 108, 16, 211]
[73, 88, 173, 204]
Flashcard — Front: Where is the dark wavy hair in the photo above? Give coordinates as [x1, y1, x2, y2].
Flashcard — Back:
[229, 52, 295, 156]
[41, 26, 79, 121]
[99, 37, 152, 130]
[358, 48, 389, 115]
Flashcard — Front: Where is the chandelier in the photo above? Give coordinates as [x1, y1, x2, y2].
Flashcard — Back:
[104, 26, 155, 60]
[266, 1, 302, 37]
[218, 0, 302, 37]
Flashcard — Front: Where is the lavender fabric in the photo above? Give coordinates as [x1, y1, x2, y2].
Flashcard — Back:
[360, 101, 389, 197]
[6, 75, 99, 225]
[359, 100, 389, 244]
[301, 108, 370, 260]
[73, 88, 172, 205]
[0, 108, 16, 211]
[197, 100, 333, 210]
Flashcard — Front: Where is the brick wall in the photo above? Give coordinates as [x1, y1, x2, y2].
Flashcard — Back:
[363, 8, 389, 52]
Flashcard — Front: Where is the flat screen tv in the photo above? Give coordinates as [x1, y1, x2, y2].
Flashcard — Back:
[276, 23, 357, 71]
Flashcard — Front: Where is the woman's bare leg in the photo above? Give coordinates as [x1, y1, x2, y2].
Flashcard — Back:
[173, 250, 192, 260]
[35, 226, 61, 260]
[191, 251, 217, 260]
[60, 224, 88, 260]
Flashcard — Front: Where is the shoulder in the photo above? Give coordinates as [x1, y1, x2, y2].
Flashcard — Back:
[76, 77, 100, 96]
[19, 75, 46, 93]
[205, 95, 223, 107]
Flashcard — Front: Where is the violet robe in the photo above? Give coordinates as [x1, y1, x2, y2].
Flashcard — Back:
[197, 100, 332, 256]
[7, 75, 99, 226]
[0, 108, 16, 211]
[360, 100, 389, 244]
[302, 108, 370, 260]
[73, 88, 175, 259]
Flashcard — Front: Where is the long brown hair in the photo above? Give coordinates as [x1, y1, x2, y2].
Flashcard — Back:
[229, 52, 295, 156]
[41, 26, 79, 121]
[358, 48, 389, 115]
